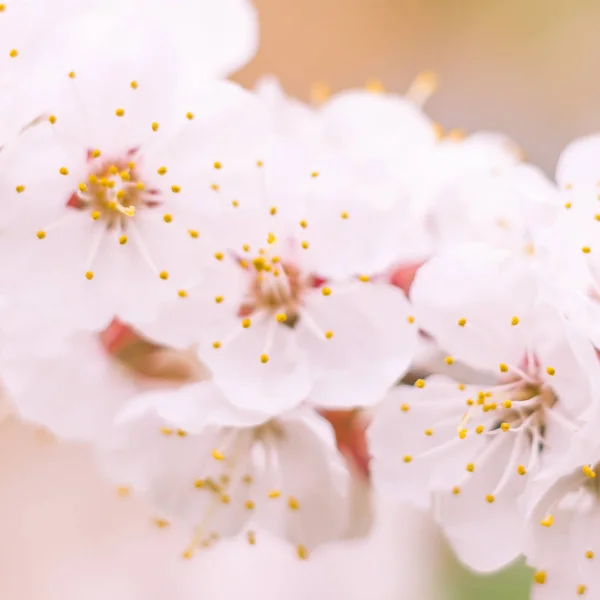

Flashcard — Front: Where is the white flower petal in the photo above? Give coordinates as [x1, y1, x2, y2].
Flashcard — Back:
[299, 283, 418, 408]
[202, 317, 311, 415]
[411, 244, 537, 374]
[255, 409, 353, 551]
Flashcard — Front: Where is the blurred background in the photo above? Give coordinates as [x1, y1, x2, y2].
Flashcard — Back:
[234, 0, 600, 174]
[232, 1, 583, 596]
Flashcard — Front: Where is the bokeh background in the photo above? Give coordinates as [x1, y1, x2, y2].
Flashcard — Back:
[234, 0, 600, 174]
[231, 1, 587, 596]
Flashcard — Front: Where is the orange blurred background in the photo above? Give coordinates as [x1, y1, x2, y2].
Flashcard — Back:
[235, 0, 600, 173]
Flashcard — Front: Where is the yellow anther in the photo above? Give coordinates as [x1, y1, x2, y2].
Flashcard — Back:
[288, 497, 300, 510]
[268, 489, 281, 499]
[475, 425, 484, 434]
[154, 518, 169, 528]
[220, 494, 230, 504]
[403, 455, 412, 463]
[215, 296, 224, 304]
[116, 486, 130, 498]
[108, 165, 119, 175]
[77, 183, 87, 193]
[276, 313, 287, 323]
[583, 465, 596, 479]
[301, 240, 309, 249]
[256, 160, 264, 167]
[243, 475, 253, 485]
[358, 274, 370, 282]
[500, 422, 510, 432]
[48, 115, 57, 124]
[245, 500, 255, 510]
[89, 210, 101, 221]
[214, 252, 224, 261]
[415, 379, 425, 389]
[533, 571, 546, 585]
[546, 366, 556, 376]
[120, 171, 130, 181]
[564, 202, 572, 209]
[586, 550, 594, 559]
[88, 174, 98, 184]
[310, 82, 331, 104]
[246, 531, 257, 545]
[188, 229, 199, 238]
[182, 547, 194, 560]
[212, 341, 221, 349]
[160, 426, 173, 436]
[194, 479, 205, 489]
[583, 246, 592, 254]
[211, 449, 225, 461]
[365, 78, 385, 93]
[130, 80, 138, 89]
[400, 403, 410, 412]
[260, 354, 269, 364]
[321, 287, 332, 296]
[452, 486, 461, 495]
[176, 429, 187, 437]
[502, 400, 512, 409]
[458, 428, 467, 439]
[311, 171, 319, 178]
[267, 232, 277, 244]
[517, 465, 527, 476]
[115, 108, 125, 117]
[68, 71, 76, 79]
[296, 544, 308, 560]
[232, 200, 240, 208]
[458, 383, 466, 391]
[36, 230, 46, 240]
[116, 189, 126, 200]
[151, 122, 159, 131]
[577, 584, 587, 595]
[211, 183, 219, 191]
[466, 463, 475, 472]
[178, 289, 188, 298]
[163, 213, 173, 223]
[485, 494, 495, 503]
[499, 363, 508, 373]
[299, 219, 308, 228]
[9, 49, 18, 58]
[325, 330, 334, 339]
[119, 235, 128, 245]
[159, 271, 169, 280]
[186, 112, 194, 120]
[538, 511, 555, 527]
[85, 271, 94, 280]
[407, 315, 415, 324]
[241, 318, 251, 329]
[424, 428, 433, 436]
[445, 356, 454, 365]
[340, 211, 349, 219]
[511, 316, 519, 326]
[458, 318, 467, 327]
[466, 398, 474, 406]
[171, 185, 181, 193]
[15, 185, 25, 193]
[59, 167, 69, 176]
[0, 4, 5, 12]
[157, 166, 167, 175]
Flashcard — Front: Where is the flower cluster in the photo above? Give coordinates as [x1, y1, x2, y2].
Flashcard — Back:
[1, 1, 598, 598]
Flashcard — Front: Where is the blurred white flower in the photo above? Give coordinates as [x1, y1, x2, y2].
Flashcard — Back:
[100, 381, 364, 559]
[369, 245, 600, 572]
[0, 1, 258, 145]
